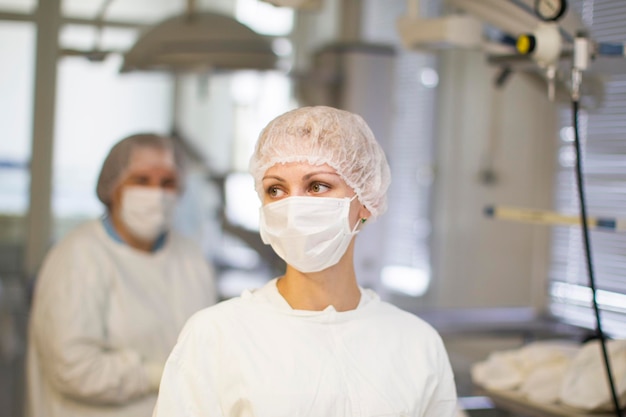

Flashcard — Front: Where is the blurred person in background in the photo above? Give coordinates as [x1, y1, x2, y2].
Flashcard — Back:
[152, 106, 457, 417]
[25, 133, 218, 417]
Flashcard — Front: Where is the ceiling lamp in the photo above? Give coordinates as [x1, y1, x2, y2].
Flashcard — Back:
[120, 11, 278, 73]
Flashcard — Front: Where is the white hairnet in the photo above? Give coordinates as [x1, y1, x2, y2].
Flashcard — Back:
[96, 133, 185, 208]
[249, 106, 391, 219]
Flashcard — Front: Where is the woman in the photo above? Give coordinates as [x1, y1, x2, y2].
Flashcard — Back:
[26, 133, 218, 417]
[153, 107, 457, 416]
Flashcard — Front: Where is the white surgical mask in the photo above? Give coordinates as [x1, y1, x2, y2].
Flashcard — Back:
[259, 195, 360, 273]
[120, 186, 177, 242]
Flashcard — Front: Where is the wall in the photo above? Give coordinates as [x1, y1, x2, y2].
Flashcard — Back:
[429, 48, 559, 311]
[289, 0, 341, 74]
[288, 0, 561, 313]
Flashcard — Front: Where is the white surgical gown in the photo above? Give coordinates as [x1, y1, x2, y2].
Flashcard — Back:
[26, 220, 217, 417]
[153, 278, 457, 417]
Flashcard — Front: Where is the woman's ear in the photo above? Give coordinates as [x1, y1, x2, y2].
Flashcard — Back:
[358, 205, 372, 222]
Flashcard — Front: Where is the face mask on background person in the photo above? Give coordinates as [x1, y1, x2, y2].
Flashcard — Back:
[259, 195, 360, 273]
[120, 186, 177, 242]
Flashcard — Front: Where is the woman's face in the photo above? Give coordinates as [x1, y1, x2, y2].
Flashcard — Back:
[110, 147, 179, 212]
[109, 147, 179, 228]
[262, 161, 371, 222]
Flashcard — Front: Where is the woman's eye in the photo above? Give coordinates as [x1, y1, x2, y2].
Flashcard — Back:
[310, 182, 329, 193]
[129, 176, 150, 185]
[268, 186, 284, 198]
[161, 178, 178, 189]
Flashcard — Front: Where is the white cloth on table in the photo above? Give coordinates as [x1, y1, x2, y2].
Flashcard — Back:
[472, 338, 626, 411]
[471, 340, 579, 404]
[559, 339, 626, 412]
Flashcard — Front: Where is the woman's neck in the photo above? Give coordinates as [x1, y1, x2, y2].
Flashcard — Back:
[277, 263, 361, 312]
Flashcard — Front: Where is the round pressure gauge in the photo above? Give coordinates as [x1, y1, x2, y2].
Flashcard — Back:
[535, 0, 567, 21]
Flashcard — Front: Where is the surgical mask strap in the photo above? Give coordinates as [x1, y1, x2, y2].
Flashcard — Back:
[347, 194, 362, 234]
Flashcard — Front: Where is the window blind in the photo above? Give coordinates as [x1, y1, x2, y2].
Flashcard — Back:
[549, 0, 626, 338]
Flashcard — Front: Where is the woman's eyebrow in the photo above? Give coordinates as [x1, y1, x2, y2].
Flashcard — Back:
[262, 175, 285, 182]
[302, 171, 339, 180]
